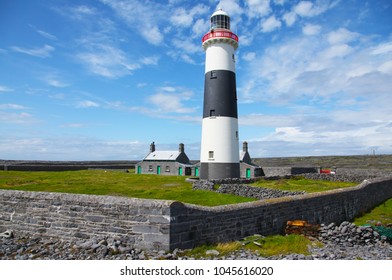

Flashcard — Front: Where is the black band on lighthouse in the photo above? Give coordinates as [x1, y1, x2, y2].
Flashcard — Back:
[203, 70, 238, 119]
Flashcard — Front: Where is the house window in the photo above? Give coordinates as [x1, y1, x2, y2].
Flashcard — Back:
[209, 151, 214, 159]
[148, 165, 153, 171]
[165, 166, 170, 172]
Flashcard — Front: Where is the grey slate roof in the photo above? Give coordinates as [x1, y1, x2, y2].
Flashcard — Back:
[144, 151, 181, 161]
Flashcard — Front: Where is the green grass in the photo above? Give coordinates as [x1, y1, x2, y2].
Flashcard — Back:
[250, 176, 357, 193]
[0, 170, 255, 206]
[354, 198, 392, 226]
[179, 234, 322, 259]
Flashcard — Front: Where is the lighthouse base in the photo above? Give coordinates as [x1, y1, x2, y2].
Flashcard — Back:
[200, 162, 240, 180]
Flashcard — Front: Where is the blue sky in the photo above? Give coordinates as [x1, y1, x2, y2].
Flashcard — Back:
[1, 0, 391, 160]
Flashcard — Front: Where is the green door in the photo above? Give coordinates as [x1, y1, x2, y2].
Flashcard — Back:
[178, 167, 182, 175]
[137, 166, 141, 174]
[157, 166, 161, 175]
[246, 168, 251, 178]
[195, 167, 199, 177]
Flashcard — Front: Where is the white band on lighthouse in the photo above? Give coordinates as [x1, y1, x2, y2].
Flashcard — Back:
[205, 43, 236, 73]
[200, 117, 239, 162]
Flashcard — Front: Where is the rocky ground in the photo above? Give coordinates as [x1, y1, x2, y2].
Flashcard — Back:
[1, 221, 391, 260]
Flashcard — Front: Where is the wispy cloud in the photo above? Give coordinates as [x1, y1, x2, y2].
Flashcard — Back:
[0, 85, 13, 93]
[0, 104, 29, 110]
[11, 44, 55, 58]
[261, 15, 281, 32]
[100, 0, 165, 45]
[148, 87, 196, 114]
[77, 44, 139, 78]
[76, 100, 100, 108]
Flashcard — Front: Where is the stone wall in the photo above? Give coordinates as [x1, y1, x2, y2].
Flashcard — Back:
[0, 190, 172, 251]
[170, 177, 392, 249]
[1, 177, 392, 251]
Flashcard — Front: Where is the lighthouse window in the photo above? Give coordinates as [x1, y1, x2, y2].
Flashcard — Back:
[209, 151, 214, 159]
[210, 71, 217, 79]
[211, 14, 230, 30]
[210, 109, 215, 117]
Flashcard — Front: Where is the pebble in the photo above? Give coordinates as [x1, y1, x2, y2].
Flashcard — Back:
[1, 221, 391, 260]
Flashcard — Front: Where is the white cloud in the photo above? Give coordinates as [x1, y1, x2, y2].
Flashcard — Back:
[170, 4, 208, 27]
[0, 104, 29, 110]
[243, 52, 256, 61]
[302, 24, 321, 35]
[327, 28, 360, 45]
[322, 44, 353, 58]
[261, 15, 281, 32]
[100, 0, 165, 45]
[140, 56, 159, 66]
[217, 0, 244, 18]
[77, 44, 140, 78]
[140, 25, 164, 46]
[0, 112, 36, 124]
[239, 25, 392, 156]
[193, 18, 209, 36]
[283, 11, 297, 26]
[36, 29, 58, 41]
[245, 0, 271, 18]
[60, 123, 85, 128]
[371, 42, 392, 55]
[148, 87, 195, 114]
[283, 0, 338, 27]
[294, 1, 330, 17]
[0, 85, 13, 93]
[77, 100, 100, 108]
[11, 45, 55, 58]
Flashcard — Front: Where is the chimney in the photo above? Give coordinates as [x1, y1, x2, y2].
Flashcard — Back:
[179, 143, 185, 153]
[150, 142, 156, 153]
[243, 141, 248, 153]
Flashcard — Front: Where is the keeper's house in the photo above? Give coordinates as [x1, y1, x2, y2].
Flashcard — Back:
[240, 141, 264, 178]
[136, 142, 196, 176]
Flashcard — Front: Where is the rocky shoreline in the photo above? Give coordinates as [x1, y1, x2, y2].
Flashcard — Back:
[1, 221, 391, 260]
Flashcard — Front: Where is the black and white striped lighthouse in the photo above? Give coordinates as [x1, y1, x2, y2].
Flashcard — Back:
[200, 8, 240, 180]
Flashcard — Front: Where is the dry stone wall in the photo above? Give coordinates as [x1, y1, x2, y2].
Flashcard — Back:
[0, 190, 172, 251]
[1, 176, 392, 251]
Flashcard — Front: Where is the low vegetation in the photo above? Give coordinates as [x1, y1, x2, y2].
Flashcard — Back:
[0, 170, 255, 206]
[179, 234, 323, 259]
[354, 198, 392, 226]
[250, 176, 356, 193]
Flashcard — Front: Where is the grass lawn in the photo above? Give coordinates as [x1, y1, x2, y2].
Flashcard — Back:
[354, 198, 392, 226]
[0, 170, 255, 206]
[250, 176, 357, 193]
[179, 234, 323, 259]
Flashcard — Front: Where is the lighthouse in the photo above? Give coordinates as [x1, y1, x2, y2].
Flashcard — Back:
[200, 9, 240, 180]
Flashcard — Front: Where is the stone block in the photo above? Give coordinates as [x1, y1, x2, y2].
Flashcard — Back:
[149, 215, 170, 224]
[85, 215, 105, 223]
[132, 224, 160, 234]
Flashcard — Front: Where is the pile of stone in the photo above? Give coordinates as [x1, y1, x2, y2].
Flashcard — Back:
[317, 221, 389, 245]
[0, 232, 171, 260]
[216, 184, 305, 200]
[192, 179, 304, 200]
